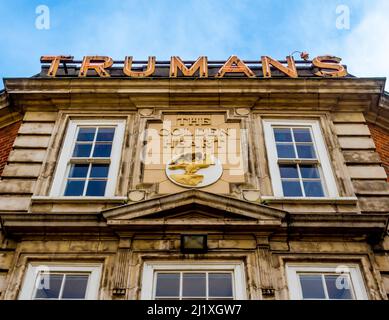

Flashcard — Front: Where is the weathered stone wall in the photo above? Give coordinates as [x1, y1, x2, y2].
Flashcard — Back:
[2, 235, 387, 300]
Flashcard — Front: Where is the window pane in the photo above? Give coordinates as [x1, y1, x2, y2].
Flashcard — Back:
[279, 165, 299, 178]
[34, 274, 63, 299]
[92, 143, 112, 157]
[282, 181, 303, 197]
[64, 180, 85, 196]
[276, 144, 296, 158]
[296, 144, 316, 159]
[85, 180, 106, 196]
[274, 128, 292, 142]
[77, 128, 96, 141]
[300, 165, 320, 179]
[90, 164, 109, 178]
[303, 181, 325, 197]
[72, 143, 92, 157]
[96, 128, 115, 142]
[182, 273, 206, 297]
[293, 128, 312, 142]
[209, 273, 233, 297]
[68, 164, 89, 178]
[299, 275, 326, 299]
[325, 275, 353, 300]
[61, 275, 89, 299]
[155, 273, 180, 297]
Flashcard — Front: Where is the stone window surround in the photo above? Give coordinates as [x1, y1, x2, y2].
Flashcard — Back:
[140, 261, 247, 300]
[285, 263, 368, 300]
[49, 119, 126, 198]
[18, 262, 102, 300]
[263, 119, 339, 199]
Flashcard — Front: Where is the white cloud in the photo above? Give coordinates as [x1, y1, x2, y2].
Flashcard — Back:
[341, 0, 389, 90]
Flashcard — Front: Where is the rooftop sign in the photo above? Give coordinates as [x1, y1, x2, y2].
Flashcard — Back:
[40, 54, 348, 78]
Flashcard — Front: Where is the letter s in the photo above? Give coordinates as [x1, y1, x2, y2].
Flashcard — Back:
[312, 55, 347, 78]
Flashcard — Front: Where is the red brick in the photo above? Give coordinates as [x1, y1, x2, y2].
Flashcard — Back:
[0, 120, 22, 175]
[368, 123, 389, 181]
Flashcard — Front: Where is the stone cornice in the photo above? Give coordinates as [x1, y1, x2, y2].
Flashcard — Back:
[3, 77, 386, 113]
[365, 91, 389, 131]
[0, 90, 23, 128]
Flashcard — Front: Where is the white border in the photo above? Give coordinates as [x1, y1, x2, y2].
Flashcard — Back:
[140, 261, 247, 300]
[18, 263, 102, 300]
[286, 263, 368, 300]
[262, 119, 338, 198]
[50, 119, 126, 197]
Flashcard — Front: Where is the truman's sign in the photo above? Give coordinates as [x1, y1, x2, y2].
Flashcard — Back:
[40, 54, 347, 78]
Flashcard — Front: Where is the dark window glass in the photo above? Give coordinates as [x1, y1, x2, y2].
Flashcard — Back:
[293, 128, 312, 142]
[300, 165, 320, 179]
[90, 164, 109, 178]
[296, 144, 316, 159]
[274, 128, 292, 142]
[155, 273, 180, 297]
[276, 144, 296, 158]
[64, 180, 85, 196]
[61, 275, 89, 299]
[92, 143, 112, 157]
[209, 273, 233, 297]
[182, 273, 206, 297]
[85, 180, 106, 196]
[68, 164, 89, 178]
[34, 274, 63, 299]
[96, 128, 115, 142]
[279, 165, 299, 178]
[325, 275, 353, 300]
[72, 143, 92, 157]
[299, 275, 326, 299]
[303, 181, 325, 197]
[282, 181, 303, 197]
[77, 128, 96, 142]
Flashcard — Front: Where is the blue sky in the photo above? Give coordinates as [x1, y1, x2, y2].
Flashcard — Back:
[0, 0, 388, 89]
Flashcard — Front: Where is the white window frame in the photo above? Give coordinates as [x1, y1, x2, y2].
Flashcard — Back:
[286, 263, 368, 300]
[263, 119, 338, 198]
[18, 263, 102, 300]
[50, 119, 126, 197]
[140, 261, 247, 300]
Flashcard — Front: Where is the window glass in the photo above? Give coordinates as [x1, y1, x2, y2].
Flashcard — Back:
[208, 273, 233, 298]
[155, 273, 180, 298]
[34, 274, 63, 299]
[271, 125, 326, 198]
[154, 271, 235, 300]
[299, 274, 326, 299]
[325, 275, 353, 300]
[77, 128, 96, 141]
[63, 125, 117, 197]
[182, 273, 206, 298]
[34, 273, 90, 300]
[61, 275, 89, 299]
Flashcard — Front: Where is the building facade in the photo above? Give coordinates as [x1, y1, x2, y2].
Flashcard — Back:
[0, 56, 388, 300]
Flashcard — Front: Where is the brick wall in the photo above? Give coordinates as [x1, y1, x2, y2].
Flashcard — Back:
[0, 121, 22, 176]
[368, 123, 389, 180]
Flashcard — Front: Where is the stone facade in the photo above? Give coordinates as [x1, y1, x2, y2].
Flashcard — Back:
[0, 72, 388, 300]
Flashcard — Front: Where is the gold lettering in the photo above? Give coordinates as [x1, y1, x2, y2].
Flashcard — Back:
[216, 55, 255, 78]
[170, 56, 208, 77]
[124, 56, 155, 77]
[261, 56, 298, 78]
[312, 55, 347, 78]
[79, 56, 113, 77]
[40, 55, 73, 77]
